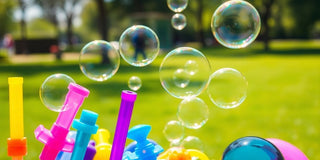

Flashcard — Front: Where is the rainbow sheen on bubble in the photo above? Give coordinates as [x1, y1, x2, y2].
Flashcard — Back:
[211, 0, 261, 49]
[167, 0, 188, 12]
[39, 73, 75, 112]
[159, 47, 211, 99]
[128, 76, 142, 91]
[171, 13, 187, 30]
[177, 97, 209, 129]
[119, 25, 159, 67]
[207, 68, 248, 109]
[181, 136, 204, 151]
[79, 40, 120, 81]
[163, 120, 185, 144]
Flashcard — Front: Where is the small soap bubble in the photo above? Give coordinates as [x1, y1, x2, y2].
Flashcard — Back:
[211, 0, 261, 49]
[159, 47, 211, 99]
[184, 60, 198, 76]
[181, 136, 204, 151]
[177, 97, 209, 129]
[128, 76, 142, 91]
[207, 68, 248, 109]
[171, 13, 187, 30]
[222, 137, 284, 160]
[119, 25, 160, 67]
[39, 73, 75, 112]
[79, 40, 120, 81]
[163, 120, 185, 144]
[167, 0, 188, 12]
[173, 68, 190, 88]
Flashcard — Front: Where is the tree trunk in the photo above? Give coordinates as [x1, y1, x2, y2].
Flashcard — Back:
[196, 0, 205, 47]
[66, 14, 74, 48]
[19, 0, 27, 54]
[261, 0, 275, 51]
[96, 0, 109, 40]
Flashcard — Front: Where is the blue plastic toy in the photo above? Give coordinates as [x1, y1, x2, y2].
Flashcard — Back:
[71, 110, 99, 160]
[122, 125, 163, 160]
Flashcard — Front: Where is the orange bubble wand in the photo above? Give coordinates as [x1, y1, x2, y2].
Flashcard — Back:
[7, 77, 27, 160]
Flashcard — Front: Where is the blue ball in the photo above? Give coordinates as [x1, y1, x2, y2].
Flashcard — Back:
[223, 136, 284, 160]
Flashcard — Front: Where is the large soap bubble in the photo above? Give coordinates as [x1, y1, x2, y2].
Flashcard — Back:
[207, 68, 248, 109]
[211, 0, 261, 49]
[167, 0, 188, 12]
[119, 25, 160, 67]
[79, 40, 120, 81]
[39, 73, 75, 112]
[223, 137, 284, 160]
[171, 13, 187, 30]
[159, 47, 211, 99]
[177, 97, 209, 129]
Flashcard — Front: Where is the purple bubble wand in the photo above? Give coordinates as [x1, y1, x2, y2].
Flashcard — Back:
[110, 90, 137, 160]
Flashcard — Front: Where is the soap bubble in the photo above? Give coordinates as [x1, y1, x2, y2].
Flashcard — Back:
[184, 60, 198, 76]
[39, 73, 75, 112]
[173, 68, 190, 88]
[163, 120, 185, 144]
[119, 25, 160, 67]
[222, 136, 284, 160]
[167, 0, 188, 12]
[177, 97, 209, 129]
[181, 136, 204, 151]
[159, 47, 211, 99]
[211, 0, 261, 49]
[207, 68, 248, 109]
[128, 76, 142, 91]
[79, 40, 120, 81]
[171, 13, 187, 30]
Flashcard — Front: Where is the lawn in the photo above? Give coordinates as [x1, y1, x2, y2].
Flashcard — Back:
[0, 40, 319, 159]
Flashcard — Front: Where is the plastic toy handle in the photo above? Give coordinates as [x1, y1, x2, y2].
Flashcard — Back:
[7, 77, 27, 160]
[110, 90, 137, 160]
[55, 83, 90, 129]
[8, 77, 24, 139]
[93, 129, 112, 160]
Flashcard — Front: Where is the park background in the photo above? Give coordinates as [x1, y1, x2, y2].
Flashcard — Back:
[0, 0, 319, 159]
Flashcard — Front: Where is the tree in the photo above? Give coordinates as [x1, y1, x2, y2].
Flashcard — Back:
[18, 0, 30, 53]
[57, 0, 84, 47]
[196, 0, 205, 47]
[0, 1, 15, 38]
[95, 0, 109, 40]
[34, 0, 60, 36]
[260, 0, 275, 51]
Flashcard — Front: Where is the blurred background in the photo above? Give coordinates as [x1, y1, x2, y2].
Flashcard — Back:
[0, 0, 319, 159]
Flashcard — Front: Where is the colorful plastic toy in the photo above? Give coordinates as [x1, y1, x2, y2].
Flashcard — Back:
[34, 83, 90, 160]
[93, 129, 112, 160]
[71, 110, 99, 160]
[222, 136, 284, 160]
[267, 138, 309, 160]
[158, 147, 210, 160]
[123, 125, 164, 160]
[110, 90, 137, 160]
[7, 77, 27, 160]
[56, 131, 96, 160]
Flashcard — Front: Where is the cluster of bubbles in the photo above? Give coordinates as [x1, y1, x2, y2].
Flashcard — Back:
[167, 0, 188, 30]
[40, 25, 159, 112]
[40, 0, 261, 154]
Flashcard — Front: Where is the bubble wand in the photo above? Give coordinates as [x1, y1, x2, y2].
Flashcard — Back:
[34, 83, 90, 160]
[110, 90, 137, 160]
[7, 77, 27, 160]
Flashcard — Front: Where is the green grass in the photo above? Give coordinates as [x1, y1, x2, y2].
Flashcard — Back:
[0, 41, 319, 159]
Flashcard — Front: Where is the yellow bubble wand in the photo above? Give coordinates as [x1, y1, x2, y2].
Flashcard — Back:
[7, 77, 27, 160]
